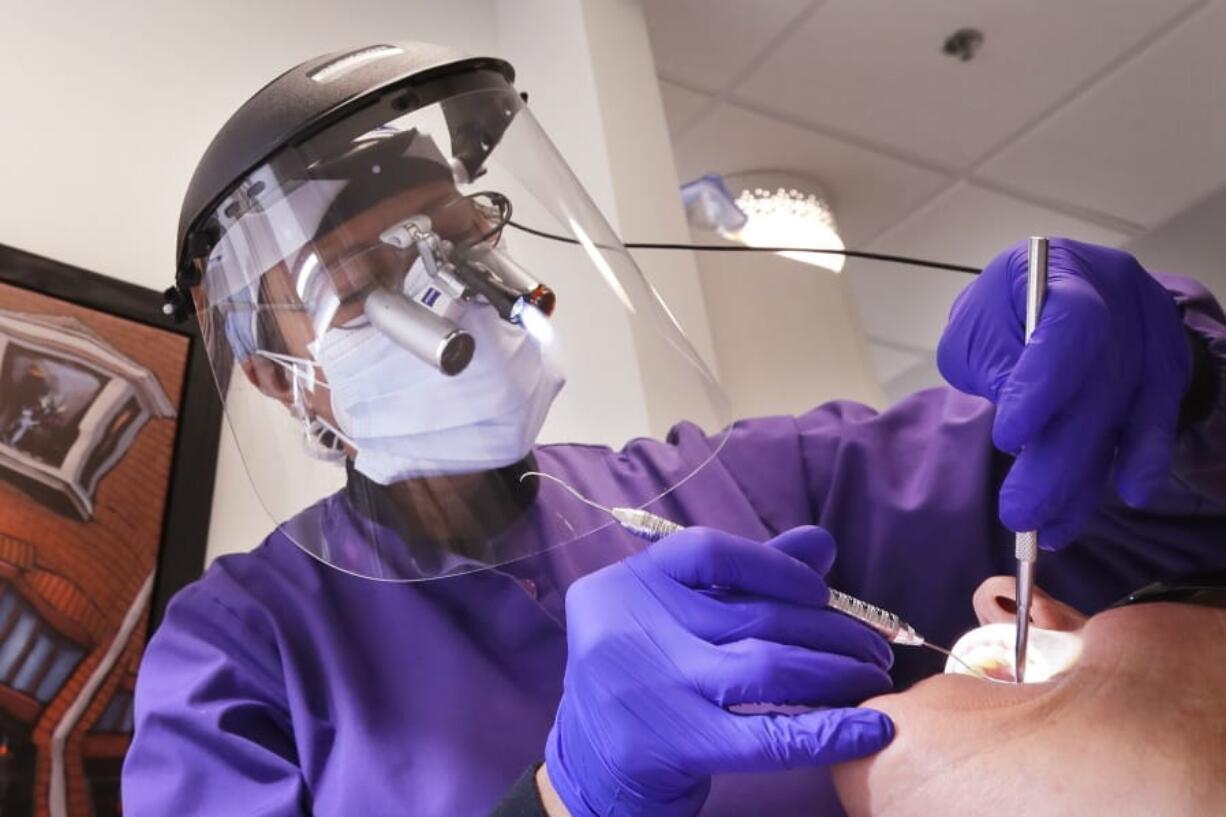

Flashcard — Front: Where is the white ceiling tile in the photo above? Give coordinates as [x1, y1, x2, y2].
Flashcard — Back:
[733, 0, 1204, 169]
[977, 0, 1226, 228]
[849, 183, 1130, 350]
[874, 184, 1131, 266]
[673, 102, 950, 244]
[644, 0, 813, 92]
[658, 80, 715, 139]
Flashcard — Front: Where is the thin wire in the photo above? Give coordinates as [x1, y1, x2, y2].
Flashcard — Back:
[519, 470, 622, 550]
[470, 191, 513, 244]
[523, 470, 616, 515]
[921, 641, 995, 681]
[506, 219, 981, 275]
[519, 427, 734, 556]
[524, 426, 734, 514]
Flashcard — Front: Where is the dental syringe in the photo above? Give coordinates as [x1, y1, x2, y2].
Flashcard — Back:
[608, 505, 986, 674]
[609, 507, 929, 646]
[523, 471, 983, 672]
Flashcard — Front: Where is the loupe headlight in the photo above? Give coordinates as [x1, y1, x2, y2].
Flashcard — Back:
[453, 242, 556, 325]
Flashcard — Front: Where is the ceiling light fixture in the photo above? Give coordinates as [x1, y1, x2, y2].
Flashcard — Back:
[681, 171, 846, 273]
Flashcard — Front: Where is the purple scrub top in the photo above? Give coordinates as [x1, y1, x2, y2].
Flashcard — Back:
[123, 276, 1226, 816]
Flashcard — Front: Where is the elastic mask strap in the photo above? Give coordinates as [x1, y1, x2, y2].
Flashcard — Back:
[256, 350, 331, 392]
[254, 351, 354, 460]
[309, 413, 357, 454]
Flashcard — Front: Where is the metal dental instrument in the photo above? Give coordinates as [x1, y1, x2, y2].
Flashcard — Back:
[1014, 236, 1049, 684]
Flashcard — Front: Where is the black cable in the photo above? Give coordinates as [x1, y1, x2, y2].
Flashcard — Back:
[507, 219, 981, 276]
[462, 191, 514, 244]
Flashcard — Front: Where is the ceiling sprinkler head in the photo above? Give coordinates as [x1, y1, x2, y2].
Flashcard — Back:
[943, 28, 985, 62]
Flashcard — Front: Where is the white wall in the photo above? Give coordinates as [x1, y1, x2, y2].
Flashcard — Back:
[0, 1, 498, 565]
[497, 0, 725, 439]
[562, 0, 723, 423]
[0, 0, 496, 292]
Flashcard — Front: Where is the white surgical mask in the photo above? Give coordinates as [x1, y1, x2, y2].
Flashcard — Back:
[265, 301, 564, 484]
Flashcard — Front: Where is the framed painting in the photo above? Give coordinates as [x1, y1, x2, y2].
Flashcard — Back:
[0, 242, 223, 817]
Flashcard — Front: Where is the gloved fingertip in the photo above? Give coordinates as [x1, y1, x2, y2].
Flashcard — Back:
[991, 413, 1024, 456]
[998, 490, 1039, 534]
[826, 709, 895, 761]
[855, 664, 896, 701]
[870, 636, 895, 672]
[792, 525, 836, 554]
[768, 525, 837, 577]
[869, 711, 896, 745]
[935, 338, 974, 395]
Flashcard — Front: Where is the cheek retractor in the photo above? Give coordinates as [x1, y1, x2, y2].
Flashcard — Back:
[945, 623, 1083, 683]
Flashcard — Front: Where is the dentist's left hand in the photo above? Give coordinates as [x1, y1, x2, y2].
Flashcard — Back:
[544, 525, 895, 817]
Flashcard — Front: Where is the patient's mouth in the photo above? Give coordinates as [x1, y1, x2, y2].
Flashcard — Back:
[945, 623, 1083, 684]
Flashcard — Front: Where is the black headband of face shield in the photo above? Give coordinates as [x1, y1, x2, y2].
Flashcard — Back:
[165, 68, 519, 320]
[309, 128, 456, 241]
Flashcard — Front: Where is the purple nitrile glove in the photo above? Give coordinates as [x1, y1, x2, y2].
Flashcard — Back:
[544, 526, 895, 817]
[938, 238, 1191, 548]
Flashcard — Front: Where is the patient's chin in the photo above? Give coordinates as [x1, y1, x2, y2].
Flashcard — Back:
[831, 754, 874, 817]
[831, 692, 943, 817]
[832, 678, 977, 817]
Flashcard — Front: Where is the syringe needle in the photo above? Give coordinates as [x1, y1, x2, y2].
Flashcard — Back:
[920, 640, 992, 681]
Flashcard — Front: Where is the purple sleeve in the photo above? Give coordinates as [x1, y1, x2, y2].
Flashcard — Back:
[122, 570, 307, 816]
[1158, 273, 1226, 506]
[713, 389, 1016, 625]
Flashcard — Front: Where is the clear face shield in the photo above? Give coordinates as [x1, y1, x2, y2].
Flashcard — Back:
[192, 72, 730, 580]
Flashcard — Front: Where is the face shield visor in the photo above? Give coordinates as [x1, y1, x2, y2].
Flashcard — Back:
[190, 71, 731, 580]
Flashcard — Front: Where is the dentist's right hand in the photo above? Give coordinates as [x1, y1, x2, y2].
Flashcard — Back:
[543, 526, 896, 817]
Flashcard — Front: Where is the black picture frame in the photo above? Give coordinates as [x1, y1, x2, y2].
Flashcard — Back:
[0, 241, 223, 630]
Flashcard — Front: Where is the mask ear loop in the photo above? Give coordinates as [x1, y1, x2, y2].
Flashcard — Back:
[259, 350, 352, 461]
[303, 413, 354, 462]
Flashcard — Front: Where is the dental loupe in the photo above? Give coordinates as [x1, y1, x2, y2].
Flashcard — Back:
[372, 215, 556, 376]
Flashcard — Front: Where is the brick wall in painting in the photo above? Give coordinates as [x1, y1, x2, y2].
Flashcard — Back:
[0, 281, 188, 817]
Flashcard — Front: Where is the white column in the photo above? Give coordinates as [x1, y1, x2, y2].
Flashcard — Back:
[496, 0, 722, 440]
[697, 240, 887, 417]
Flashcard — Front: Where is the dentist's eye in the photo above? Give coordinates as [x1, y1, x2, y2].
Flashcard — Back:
[337, 284, 374, 306]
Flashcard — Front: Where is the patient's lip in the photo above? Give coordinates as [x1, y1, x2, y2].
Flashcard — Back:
[946, 623, 1084, 683]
